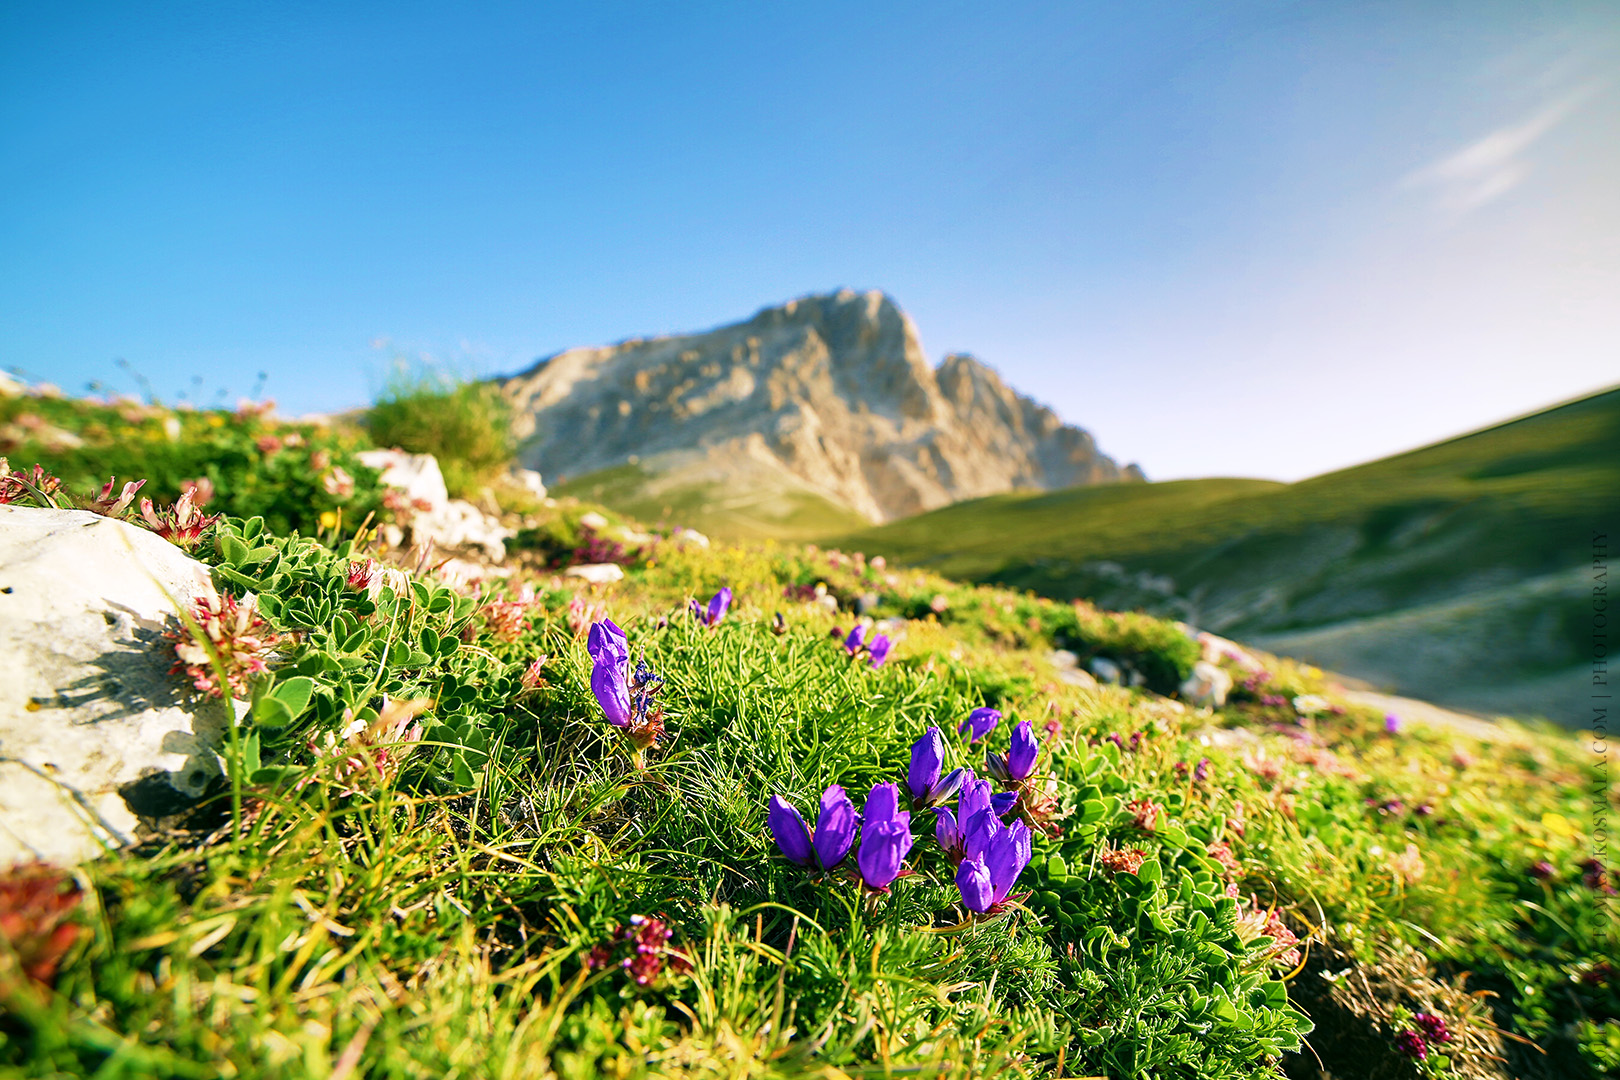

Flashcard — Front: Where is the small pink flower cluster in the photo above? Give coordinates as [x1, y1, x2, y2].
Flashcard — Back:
[87, 475, 146, 517]
[1097, 846, 1150, 875]
[168, 590, 281, 698]
[1206, 840, 1242, 878]
[1126, 798, 1164, 833]
[481, 586, 539, 642]
[1233, 896, 1302, 971]
[566, 595, 604, 637]
[584, 914, 692, 987]
[139, 490, 223, 550]
[1396, 1012, 1453, 1061]
[307, 697, 430, 797]
[0, 459, 62, 505]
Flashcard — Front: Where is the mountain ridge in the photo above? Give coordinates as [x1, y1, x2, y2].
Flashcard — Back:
[501, 289, 1141, 527]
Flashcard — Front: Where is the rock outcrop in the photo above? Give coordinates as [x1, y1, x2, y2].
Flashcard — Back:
[0, 507, 228, 867]
[502, 290, 1141, 523]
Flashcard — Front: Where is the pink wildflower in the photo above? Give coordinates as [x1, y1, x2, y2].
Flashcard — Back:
[168, 590, 280, 698]
[139, 490, 223, 549]
[322, 466, 354, 498]
[87, 475, 146, 517]
[307, 697, 430, 797]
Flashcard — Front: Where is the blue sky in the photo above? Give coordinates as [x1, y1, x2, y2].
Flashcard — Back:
[3, 1, 1616, 480]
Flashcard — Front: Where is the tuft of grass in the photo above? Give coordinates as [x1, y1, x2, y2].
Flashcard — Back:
[366, 367, 515, 497]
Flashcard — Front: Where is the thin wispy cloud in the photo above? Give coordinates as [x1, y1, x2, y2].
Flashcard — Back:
[1404, 82, 1601, 217]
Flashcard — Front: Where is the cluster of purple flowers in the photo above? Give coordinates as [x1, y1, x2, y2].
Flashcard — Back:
[843, 624, 893, 668]
[586, 619, 665, 757]
[768, 713, 1044, 917]
[1395, 1012, 1453, 1061]
[768, 782, 915, 891]
[691, 587, 731, 628]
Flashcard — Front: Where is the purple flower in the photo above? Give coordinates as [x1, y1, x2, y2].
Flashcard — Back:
[586, 620, 667, 750]
[1384, 713, 1402, 735]
[858, 821, 914, 890]
[844, 625, 867, 655]
[587, 619, 629, 665]
[1413, 1013, 1452, 1045]
[1394, 1030, 1428, 1061]
[863, 781, 910, 833]
[986, 720, 1039, 783]
[692, 587, 732, 627]
[768, 796, 813, 866]
[955, 814, 1032, 913]
[768, 785, 857, 871]
[907, 727, 964, 807]
[1192, 757, 1211, 783]
[591, 653, 632, 728]
[857, 782, 914, 889]
[936, 771, 1016, 863]
[868, 634, 892, 668]
[958, 707, 1001, 743]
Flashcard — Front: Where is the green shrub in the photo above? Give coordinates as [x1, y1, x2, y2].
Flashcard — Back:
[365, 369, 515, 496]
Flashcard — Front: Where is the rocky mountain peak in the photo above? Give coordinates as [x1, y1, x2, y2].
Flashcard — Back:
[501, 291, 1141, 523]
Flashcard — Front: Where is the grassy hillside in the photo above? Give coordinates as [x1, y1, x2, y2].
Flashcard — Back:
[554, 458, 871, 543]
[2, 393, 1616, 1078]
[848, 387, 1620, 722]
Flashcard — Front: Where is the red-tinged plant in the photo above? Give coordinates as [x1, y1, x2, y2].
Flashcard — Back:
[306, 697, 431, 796]
[0, 458, 63, 506]
[583, 915, 692, 987]
[1098, 846, 1150, 875]
[169, 590, 281, 698]
[481, 587, 537, 642]
[86, 475, 146, 517]
[0, 862, 84, 992]
[139, 489, 223, 549]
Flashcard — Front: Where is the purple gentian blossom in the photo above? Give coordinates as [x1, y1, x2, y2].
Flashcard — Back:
[587, 618, 629, 664]
[856, 782, 914, 891]
[691, 587, 732, 628]
[768, 785, 858, 871]
[934, 771, 1016, 863]
[586, 620, 665, 755]
[958, 707, 1001, 743]
[907, 727, 965, 808]
[986, 720, 1040, 783]
[844, 625, 867, 655]
[867, 634, 893, 668]
[1384, 713, 1402, 735]
[955, 814, 1033, 914]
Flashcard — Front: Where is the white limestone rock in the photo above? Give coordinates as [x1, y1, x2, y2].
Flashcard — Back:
[357, 449, 450, 512]
[564, 562, 625, 584]
[1180, 660, 1234, 708]
[412, 499, 514, 562]
[508, 466, 547, 499]
[0, 507, 230, 868]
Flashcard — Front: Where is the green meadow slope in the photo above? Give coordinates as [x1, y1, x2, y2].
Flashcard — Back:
[849, 387, 1620, 723]
[553, 458, 871, 543]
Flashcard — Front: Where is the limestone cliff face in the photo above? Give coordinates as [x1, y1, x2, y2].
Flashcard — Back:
[501, 289, 1142, 523]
